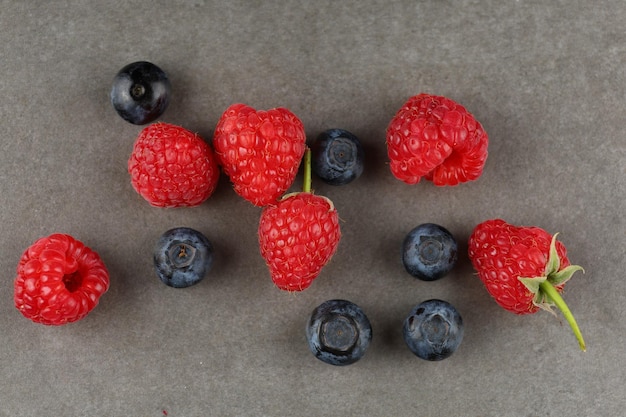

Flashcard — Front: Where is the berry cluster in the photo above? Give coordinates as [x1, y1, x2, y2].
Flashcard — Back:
[121, 82, 346, 292]
[305, 298, 464, 366]
[12, 61, 585, 359]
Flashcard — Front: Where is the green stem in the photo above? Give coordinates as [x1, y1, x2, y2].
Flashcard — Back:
[303, 147, 312, 193]
[540, 280, 586, 352]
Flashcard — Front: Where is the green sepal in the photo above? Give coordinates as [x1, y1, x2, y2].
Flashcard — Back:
[519, 275, 557, 315]
[544, 233, 561, 275]
[533, 295, 558, 315]
[518, 275, 547, 295]
[543, 232, 584, 286]
[550, 264, 585, 286]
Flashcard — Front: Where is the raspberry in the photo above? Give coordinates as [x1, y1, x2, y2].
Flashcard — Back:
[258, 192, 341, 291]
[469, 219, 573, 315]
[386, 93, 489, 186]
[258, 150, 341, 291]
[14, 234, 110, 325]
[468, 219, 586, 350]
[128, 122, 220, 207]
[213, 103, 306, 206]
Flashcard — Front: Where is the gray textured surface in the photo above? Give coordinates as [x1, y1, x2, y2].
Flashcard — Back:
[1, 1, 625, 416]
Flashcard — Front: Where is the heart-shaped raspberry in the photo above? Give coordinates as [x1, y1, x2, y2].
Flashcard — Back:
[213, 103, 306, 206]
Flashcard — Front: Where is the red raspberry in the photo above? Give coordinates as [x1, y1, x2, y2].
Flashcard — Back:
[386, 93, 488, 186]
[258, 192, 341, 291]
[128, 122, 220, 208]
[469, 219, 573, 315]
[468, 219, 586, 350]
[213, 103, 306, 207]
[14, 234, 110, 325]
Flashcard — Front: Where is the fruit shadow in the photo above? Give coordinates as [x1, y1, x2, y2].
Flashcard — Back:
[209, 172, 242, 206]
[367, 304, 411, 359]
[85, 237, 156, 320]
[359, 139, 389, 185]
[205, 232, 248, 289]
[443, 230, 511, 357]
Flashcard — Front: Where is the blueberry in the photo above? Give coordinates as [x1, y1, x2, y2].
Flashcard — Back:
[311, 129, 364, 185]
[403, 299, 464, 361]
[402, 223, 458, 281]
[153, 227, 213, 288]
[305, 299, 372, 366]
[110, 61, 171, 125]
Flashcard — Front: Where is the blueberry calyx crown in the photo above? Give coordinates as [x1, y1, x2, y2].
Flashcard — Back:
[167, 241, 197, 269]
[318, 313, 359, 355]
[416, 235, 446, 265]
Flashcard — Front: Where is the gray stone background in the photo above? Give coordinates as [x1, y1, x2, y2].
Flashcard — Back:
[1, 1, 624, 416]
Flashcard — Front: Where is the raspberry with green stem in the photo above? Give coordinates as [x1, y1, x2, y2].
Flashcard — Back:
[518, 233, 586, 351]
[258, 147, 341, 291]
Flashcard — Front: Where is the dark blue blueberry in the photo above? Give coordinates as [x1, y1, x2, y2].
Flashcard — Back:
[311, 129, 364, 185]
[153, 227, 213, 288]
[110, 61, 171, 125]
[402, 223, 458, 281]
[403, 299, 464, 361]
[305, 299, 372, 366]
